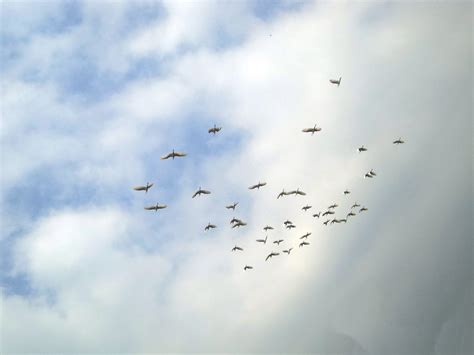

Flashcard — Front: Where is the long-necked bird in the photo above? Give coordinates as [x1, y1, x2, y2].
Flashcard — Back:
[161, 149, 187, 160]
[133, 182, 153, 193]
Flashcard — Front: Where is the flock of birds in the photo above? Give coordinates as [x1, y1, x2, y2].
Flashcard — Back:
[133, 77, 405, 271]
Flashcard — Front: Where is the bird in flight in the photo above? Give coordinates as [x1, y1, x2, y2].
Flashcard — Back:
[231, 246, 243, 252]
[204, 223, 216, 231]
[133, 182, 153, 193]
[283, 248, 293, 255]
[277, 189, 289, 199]
[300, 232, 311, 240]
[192, 187, 211, 198]
[313, 212, 321, 218]
[323, 220, 330, 226]
[208, 124, 222, 135]
[322, 210, 335, 216]
[249, 182, 267, 190]
[256, 236, 268, 244]
[244, 265, 253, 271]
[230, 217, 242, 225]
[328, 204, 338, 209]
[358, 146, 367, 153]
[329, 77, 342, 86]
[283, 220, 293, 226]
[289, 188, 306, 196]
[302, 124, 322, 135]
[273, 239, 284, 246]
[286, 224, 296, 230]
[263, 225, 274, 231]
[161, 149, 187, 160]
[359, 207, 368, 213]
[226, 202, 238, 210]
[351, 202, 361, 209]
[144, 203, 167, 211]
[232, 221, 247, 228]
[302, 205, 312, 212]
[344, 189, 350, 195]
[347, 211, 356, 218]
[266, 252, 279, 261]
[369, 169, 376, 176]
[364, 172, 374, 178]
[393, 137, 405, 144]
[299, 241, 310, 247]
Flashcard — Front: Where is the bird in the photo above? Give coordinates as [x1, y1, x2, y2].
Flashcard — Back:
[249, 182, 267, 190]
[273, 239, 284, 245]
[133, 182, 153, 193]
[358, 146, 367, 153]
[369, 169, 376, 176]
[393, 138, 405, 144]
[289, 188, 306, 196]
[299, 241, 310, 247]
[364, 172, 373, 178]
[244, 265, 253, 271]
[313, 212, 321, 218]
[302, 205, 312, 211]
[286, 224, 296, 230]
[232, 246, 243, 252]
[328, 204, 338, 209]
[322, 210, 335, 216]
[351, 202, 361, 209]
[347, 211, 356, 218]
[208, 124, 222, 135]
[161, 149, 187, 160]
[232, 221, 247, 228]
[192, 187, 211, 198]
[283, 248, 293, 255]
[330, 219, 338, 225]
[329, 77, 342, 86]
[359, 207, 368, 213]
[230, 217, 242, 225]
[323, 220, 330, 226]
[344, 189, 350, 195]
[300, 232, 311, 239]
[266, 252, 279, 261]
[283, 220, 293, 225]
[204, 223, 216, 231]
[226, 202, 238, 210]
[256, 236, 268, 244]
[340, 218, 347, 223]
[302, 124, 322, 135]
[277, 189, 289, 199]
[263, 225, 274, 231]
[144, 203, 167, 211]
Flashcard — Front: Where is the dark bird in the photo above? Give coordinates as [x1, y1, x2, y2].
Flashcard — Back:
[323, 220, 330, 226]
[192, 187, 211, 198]
[322, 210, 335, 216]
[313, 212, 321, 218]
[283, 248, 293, 255]
[299, 241, 310, 247]
[263, 225, 274, 231]
[364, 172, 373, 178]
[358, 146, 367, 153]
[286, 224, 296, 230]
[351, 202, 361, 209]
[230, 217, 242, 225]
[283, 220, 293, 226]
[300, 232, 311, 240]
[277, 189, 289, 199]
[144, 203, 167, 211]
[133, 182, 153, 193]
[256, 236, 268, 244]
[344, 189, 350, 195]
[208, 124, 222, 135]
[249, 181, 267, 190]
[161, 149, 187, 160]
[302, 124, 322, 135]
[244, 265, 253, 271]
[266, 252, 279, 261]
[232, 221, 247, 228]
[302, 205, 312, 211]
[347, 211, 356, 218]
[359, 207, 368, 213]
[329, 77, 342, 86]
[205, 223, 216, 231]
[273, 239, 284, 245]
[328, 204, 338, 209]
[289, 188, 306, 196]
[226, 202, 238, 210]
[232, 246, 243, 252]
[393, 137, 405, 144]
[369, 169, 376, 176]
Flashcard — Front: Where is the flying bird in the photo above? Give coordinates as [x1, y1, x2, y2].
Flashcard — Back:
[192, 187, 211, 198]
[369, 169, 376, 176]
[393, 138, 405, 144]
[286, 224, 296, 230]
[283, 248, 293, 255]
[322, 210, 335, 216]
[249, 182, 267, 190]
[358, 146, 367, 153]
[161, 149, 187, 160]
[340, 218, 347, 223]
[364, 172, 373, 178]
[359, 207, 368, 213]
[244, 265, 253, 271]
[323, 220, 330, 226]
[328, 204, 338, 209]
[329, 77, 342, 86]
[283, 220, 293, 226]
[133, 182, 153, 193]
[256, 236, 268, 244]
[263, 225, 274, 231]
[302, 205, 312, 211]
[265, 252, 279, 261]
[231, 246, 243, 252]
[289, 188, 306, 196]
[347, 211, 356, 218]
[351, 202, 361, 209]
[302, 124, 322, 135]
[204, 223, 216, 231]
[313, 212, 321, 218]
[226, 202, 238, 210]
[273, 239, 284, 245]
[344, 190, 350, 195]
[300, 232, 311, 240]
[277, 189, 289, 199]
[230, 217, 242, 224]
[299, 241, 310, 247]
[208, 124, 222, 135]
[232, 221, 247, 228]
[144, 203, 167, 211]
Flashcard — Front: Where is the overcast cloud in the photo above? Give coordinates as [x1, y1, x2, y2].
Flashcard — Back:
[0, 1, 472, 354]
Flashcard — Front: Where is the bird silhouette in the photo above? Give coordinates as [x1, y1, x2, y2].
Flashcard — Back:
[192, 187, 211, 198]
[249, 182, 267, 190]
[266, 252, 279, 261]
[133, 182, 153, 193]
[329, 77, 342, 86]
[208, 124, 222, 135]
[161, 149, 187, 160]
[144, 203, 167, 211]
[231, 246, 243, 252]
[302, 124, 322, 135]
[225, 202, 238, 210]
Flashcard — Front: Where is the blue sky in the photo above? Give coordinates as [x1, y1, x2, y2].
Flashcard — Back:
[1, 1, 472, 353]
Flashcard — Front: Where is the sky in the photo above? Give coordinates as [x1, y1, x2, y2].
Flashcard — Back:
[0, 0, 472, 353]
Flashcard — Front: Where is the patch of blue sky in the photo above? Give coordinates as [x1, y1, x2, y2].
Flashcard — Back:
[252, 0, 309, 21]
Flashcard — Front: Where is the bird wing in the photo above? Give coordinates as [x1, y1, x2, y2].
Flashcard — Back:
[192, 191, 199, 198]
[144, 206, 155, 210]
[174, 152, 187, 157]
[202, 190, 211, 194]
[134, 186, 146, 191]
[160, 153, 172, 160]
